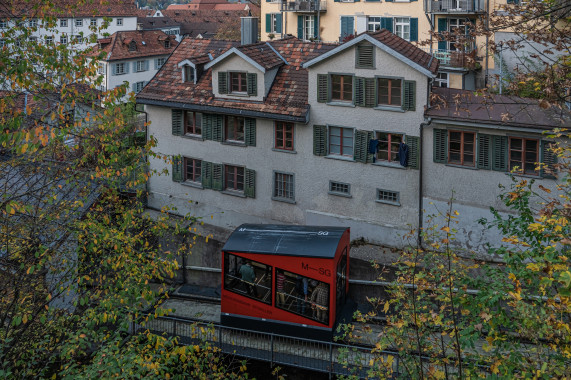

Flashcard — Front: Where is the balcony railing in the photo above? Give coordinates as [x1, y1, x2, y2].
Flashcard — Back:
[279, 0, 327, 12]
[427, 0, 485, 13]
[422, 48, 478, 69]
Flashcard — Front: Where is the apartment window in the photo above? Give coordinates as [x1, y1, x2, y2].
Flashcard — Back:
[331, 74, 353, 102]
[115, 62, 126, 75]
[448, 130, 475, 167]
[60, 19, 67, 27]
[184, 157, 202, 183]
[377, 189, 400, 206]
[0, 20, 6, 28]
[509, 137, 539, 175]
[230, 72, 247, 93]
[75, 19, 83, 27]
[304, 15, 315, 41]
[268, 13, 282, 34]
[73, 35, 83, 44]
[60, 34, 68, 44]
[136, 60, 146, 72]
[435, 72, 448, 88]
[116, 18, 123, 26]
[329, 126, 354, 157]
[156, 57, 166, 68]
[225, 165, 245, 192]
[184, 111, 202, 136]
[129, 41, 136, 51]
[394, 18, 410, 41]
[275, 122, 294, 151]
[225, 116, 245, 142]
[97, 63, 104, 74]
[29, 36, 38, 42]
[448, 18, 467, 51]
[183, 65, 194, 82]
[0, 39, 5, 48]
[164, 39, 171, 48]
[378, 78, 402, 106]
[29, 19, 37, 28]
[329, 181, 351, 197]
[367, 17, 381, 32]
[90, 18, 97, 26]
[134, 81, 145, 93]
[45, 36, 53, 44]
[377, 132, 403, 163]
[273, 172, 295, 201]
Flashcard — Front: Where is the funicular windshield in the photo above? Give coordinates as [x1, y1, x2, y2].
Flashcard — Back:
[224, 253, 272, 305]
[275, 268, 330, 325]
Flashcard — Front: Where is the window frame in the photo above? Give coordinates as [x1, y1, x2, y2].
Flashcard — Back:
[0, 20, 7, 28]
[376, 76, 403, 108]
[328, 180, 351, 198]
[90, 18, 97, 26]
[303, 15, 315, 41]
[115, 62, 126, 75]
[60, 34, 68, 44]
[29, 19, 37, 28]
[164, 39, 171, 48]
[330, 73, 354, 103]
[376, 189, 401, 206]
[60, 19, 67, 27]
[157, 57, 166, 68]
[447, 130, 476, 167]
[184, 111, 202, 136]
[116, 18, 123, 26]
[367, 17, 381, 32]
[45, 36, 53, 45]
[136, 60, 146, 72]
[435, 72, 449, 88]
[224, 115, 245, 143]
[272, 171, 295, 203]
[509, 136, 539, 176]
[75, 19, 83, 27]
[274, 121, 294, 151]
[269, 13, 279, 33]
[223, 253, 272, 305]
[183, 157, 202, 184]
[224, 165, 245, 193]
[375, 131, 405, 164]
[134, 81, 145, 93]
[183, 65, 194, 83]
[394, 17, 411, 41]
[229, 71, 248, 94]
[327, 125, 354, 158]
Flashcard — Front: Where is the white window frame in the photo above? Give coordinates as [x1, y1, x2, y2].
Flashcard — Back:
[134, 81, 145, 93]
[272, 171, 295, 203]
[435, 72, 449, 88]
[394, 17, 411, 41]
[303, 15, 315, 41]
[136, 60, 146, 72]
[60, 19, 68, 27]
[75, 19, 83, 27]
[376, 189, 401, 206]
[90, 18, 97, 26]
[29, 19, 37, 28]
[45, 36, 53, 44]
[269, 14, 279, 33]
[0, 20, 7, 28]
[116, 18, 123, 26]
[156, 57, 166, 68]
[367, 16, 381, 32]
[60, 34, 67, 44]
[116, 62, 126, 75]
[327, 125, 355, 158]
[97, 63, 105, 74]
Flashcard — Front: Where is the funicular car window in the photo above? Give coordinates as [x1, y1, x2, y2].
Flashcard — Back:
[336, 249, 347, 315]
[275, 268, 330, 325]
[224, 253, 272, 305]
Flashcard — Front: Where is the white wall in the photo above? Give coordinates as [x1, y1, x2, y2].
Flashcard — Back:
[104, 55, 170, 94]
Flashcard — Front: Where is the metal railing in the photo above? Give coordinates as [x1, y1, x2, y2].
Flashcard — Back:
[427, 0, 486, 12]
[279, 0, 327, 12]
[420, 47, 478, 69]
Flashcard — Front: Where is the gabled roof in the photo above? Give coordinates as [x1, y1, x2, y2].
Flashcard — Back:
[427, 88, 571, 130]
[303, 30, 439, 77]
[204, 42, 284, 72]
[92, 30, 178, 61]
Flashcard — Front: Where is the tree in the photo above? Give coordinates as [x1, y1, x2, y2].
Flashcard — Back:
[0, 1, 249, 377]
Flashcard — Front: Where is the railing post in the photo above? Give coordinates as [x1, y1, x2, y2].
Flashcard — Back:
[329, 343, 333, 379]
[271, 333, 274, 368]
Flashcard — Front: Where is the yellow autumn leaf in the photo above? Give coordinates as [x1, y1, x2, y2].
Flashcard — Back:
[526, 263, 540, 272]
[383, 301, 390, 314]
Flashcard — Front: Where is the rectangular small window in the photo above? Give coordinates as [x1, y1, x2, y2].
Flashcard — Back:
[328, 126, 354, 157]
[157, 57, 166, 68]
[184, 157, 202, 183]
[116, 63, 126, 75]
[509, 137, 539, 175]
[273, 172, 295, 201]
[376, 189, 400, 206]
[90, 18, 97, 26]
[29, 19, 37, 28]
[448, 130, 475, 167]
[183, 65, 194, 82]
[45, 36, 53, 44]
[394, 18, 410, 41]
[435, 72, 448, 88]
[0, 39, 5, 48]
[230, 72, 247, 93]
[303, 15, 315, 41]
[136, 60, 146, 72]
[60, 34, 68, 44]
[0, 20, 7, 28]
[269, 14, 280, 33]
[97, 63, 104, 74]
[331, 74, 353, 102]
[329, 181, 351, 197]
[224, 253, 272, 304]
[134, 81, 145, 93]
[225, 165, 245, 192]
[116, 18, 123, 26]
[367, 17, 381, 32]
[29, 36, 38, 42]
[275, 121, 294, 150]
[377, 132, 403, 163]
[73, 35, 83, 44]
[378, 78, 402, 106]
[164, 39, 170, 48]
[75, 19, 83, 27]
[60, 19, 68, 27]
[184, 111, 202, 136]
[225, 116, 245, 142]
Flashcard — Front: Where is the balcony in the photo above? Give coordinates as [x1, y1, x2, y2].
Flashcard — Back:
[426, 0, 485, 13]
[279, 0, 327, 12]
[423, 48, 478, 69]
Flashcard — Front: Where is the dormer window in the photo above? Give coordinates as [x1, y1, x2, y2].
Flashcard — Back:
[183, 65, 194, 83]
[230, 72, 247, 93]
[164, 39, 171, 48]
[129, 41, 136, 51]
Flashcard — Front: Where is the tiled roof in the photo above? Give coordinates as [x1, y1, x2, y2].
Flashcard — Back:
[367, 30, 439, 75]
[427, 88, 571, 129]
[136, 37, 336, 121]
[92, 30, 177, 61]
[236, 43, 285, 70]
[1, 0, 138, 18]
[138, 16, 180, 30]
[162, 9, 250, 38]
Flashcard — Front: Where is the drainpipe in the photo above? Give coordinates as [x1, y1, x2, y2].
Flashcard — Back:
[484, 0, 489, 87]
[418, 90, 433, 247]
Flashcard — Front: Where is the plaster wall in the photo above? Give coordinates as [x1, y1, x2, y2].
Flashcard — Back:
[211, 54, 265, 102]
[104, 56, 169, 93]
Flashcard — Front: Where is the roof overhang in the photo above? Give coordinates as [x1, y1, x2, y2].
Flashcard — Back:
[302, 34, 435, 78]
[427, 117, 555, 134]
[204, 47, 266, 73]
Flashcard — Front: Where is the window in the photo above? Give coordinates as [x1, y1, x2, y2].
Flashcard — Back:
[377, 189, 400, 206]
[230, 72, 247, 93]
[268, 13, 282, 33]
[156, 57, 166, 68]
[136, 60, 146, 72]
[129, 41, 136, 51]
[435, 72, 448, 88]
[225, 165, 245, 192]
[184, 111, 202, 135]
[115, 62, 126, 75]
[90, 18, 97, 26]
[448, 18, 468, 51]
[60, 19, 67, 27]
[275, 122, 294, 151]
[509, 137, 539, 175]
[183, 65, 194, 82]
[97, 63, 104, 74]
[0, 20, 6, 28]
[184, 157, 202, 183]
[29, 19, 37, 28]
[116, 18, 123, 26]
[329, 181, 351, 197]
[45, 36, 53, 44]
[331, 74, 353, 102]
[134, 81, 145, 93]
[367, 17, 381, 32]
[394, 18, 410, 41]
[75, 19, 83, 27]
[273, 172, 295, 202]
[164, 39, 170, 48]
[225, 116, 245, 142]
[377, 132, 403, 163]
[448, 130, 475, 166]
[329, 126, 354, 157]
[29, 36, 38, 42]
[60, 34, 68, 44]
[73, 35, 83, 44]
[0, 39, 5, 48]
[378, 78, 402, 106]
[304, 15, 315, 41]
[224, 253, 272, 304]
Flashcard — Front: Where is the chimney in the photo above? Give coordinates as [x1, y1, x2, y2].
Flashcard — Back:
[240, 17, 258, 45]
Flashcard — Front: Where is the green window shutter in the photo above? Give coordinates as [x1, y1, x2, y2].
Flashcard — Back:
[433, 129, 447, 163]
[313, 125, 327, 156]
[172, 109, 183, 136]
[314, 16, 318, 39]
[366, 131, 375, 162]
[491, 135, 508, 172]
[172, 155, 182, 182]
[245, 118, 256, 146]
[317, 74, 328, 103]
[276, 14, 282, 33]
[364, 78, 376, 107]
[266, 14, 271, 33]
[407, 135, 420, 169]
[212, 163, 223, 191]
[356, 44, 374, 69]
[247, 73, 257, 96]
[297, 15, 304, 39]
[218, 71, 228, 94]
[541, 140, 557, 179]
[212, 115, 223, 142]
[354, 77, 365, 107]
[201, 161, 213, 189]
[381, 18, 393, 33]
[410, 18, 418, 41]
[353, 130, 369, 163]
[245, 168, 256, 198]
[477, 133, 492, 170]
[403, 80, 416, 111]
[202, 113, 212, 140]
[438, 18, 448, 51]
